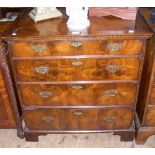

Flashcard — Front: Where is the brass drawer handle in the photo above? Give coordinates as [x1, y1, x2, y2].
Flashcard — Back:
[103, 116, 116, 122]
[105, 65, 121, 73]
[72, 85, 83, 90]
[72, 60, 83, 66]
[106, 43, 122, 52]
[42, 116, 55, 123]
[73, 111, 84, 117]
[34, 66, 49, 75]
[105, 90, 118, 97]
[70, 41, 83, 48]
[32, 44, 47, 53]
[39, 91, 52, 98]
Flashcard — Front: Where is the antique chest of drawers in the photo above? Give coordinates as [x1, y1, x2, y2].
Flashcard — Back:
[135, 8, 155, 144]
[2, 9, 152, 141]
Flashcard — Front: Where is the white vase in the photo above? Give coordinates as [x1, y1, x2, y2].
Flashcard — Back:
[66, 7, 90, 31]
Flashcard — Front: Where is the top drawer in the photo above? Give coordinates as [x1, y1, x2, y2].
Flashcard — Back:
[11, 40, 144, 57]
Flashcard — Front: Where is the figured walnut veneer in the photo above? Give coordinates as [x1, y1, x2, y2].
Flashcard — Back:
[2, 8, 152, 141]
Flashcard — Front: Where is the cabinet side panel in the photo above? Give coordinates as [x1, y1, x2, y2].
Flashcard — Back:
[137, 37, 155, 125]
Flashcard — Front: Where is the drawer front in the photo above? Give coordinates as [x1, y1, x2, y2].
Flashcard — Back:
[144, 108, 155, 127]
[24, 108, 133, 130]
[19, 83, 137, 106]
[12, 40, 144, 57]
[150, 87, 155, 105]
[14, 58, 141, 82]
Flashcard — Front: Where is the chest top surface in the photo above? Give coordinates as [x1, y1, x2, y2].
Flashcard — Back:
[2, 8, 153, 41]
[0, 22, 12, 37]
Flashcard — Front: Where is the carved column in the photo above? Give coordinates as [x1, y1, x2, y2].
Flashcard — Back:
[0, 41, 24, 138]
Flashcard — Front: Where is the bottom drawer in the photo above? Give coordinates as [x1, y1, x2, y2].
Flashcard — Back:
[144, 108, 155, 127]
[24, 108, 133, 130]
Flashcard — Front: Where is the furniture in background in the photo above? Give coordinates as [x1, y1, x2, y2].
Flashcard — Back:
[135, 8, 155, 144]
[0, 22, 17, 128]
[89, 7, 137, 20]
[0, 8, 25, 139]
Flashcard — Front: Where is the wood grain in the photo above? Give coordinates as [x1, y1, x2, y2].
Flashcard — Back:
[2, 8, 151, 142]
[14, 58, 141, 82]
[135, 8, 155, 144]
[0, 15, 17, 128]
[24, 108, 133, 131]
[144, 107, 155, 127]
[18, 83, 137, 106]
[149, 86, 155, 105]
[2, 8, 152, 40]
[0, 42, 23, 137]
[0, 48, 16, 128]
[11, 40, 144, 57]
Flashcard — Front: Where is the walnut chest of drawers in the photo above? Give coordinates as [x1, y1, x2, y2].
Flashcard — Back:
[135, 8, 155, 144]
[2, 9, 152, 141]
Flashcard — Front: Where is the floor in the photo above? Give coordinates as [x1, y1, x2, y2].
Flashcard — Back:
[0, 129, 155, 148]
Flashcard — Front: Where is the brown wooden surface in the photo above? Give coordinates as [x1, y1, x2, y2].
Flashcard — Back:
[0, 71, 16, 128]
[150, 86, 155, 105]
[136, 37, 155, 124]
[2, 9, 152, 40]
[24, 108, 133, 131]
[0, 23, 12, 35]
[11, 40, 144, 57]
[0, 21, 16, 128]
[0, 68, 16, 128]
[135, 113, 155, 144]
[135, 8, 155, 144]
[14, 58, 141, 82]
[143, 107, 155, 127]
[0, 42, 23, 136]
[19, 83, 137, 106]
[2, 8, 152, 142]
[137, 9, 155, 125]
[0, 83, 8, 120]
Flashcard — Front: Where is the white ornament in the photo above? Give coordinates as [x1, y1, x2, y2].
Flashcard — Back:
[66, 7, 90, 31]
[29, 7, 62, 23]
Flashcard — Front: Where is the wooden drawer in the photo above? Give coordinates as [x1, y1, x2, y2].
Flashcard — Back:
[14, 58, 141, 82]
[12, 40, 144, 57]
[144, 108, 155, 127]
[24, 108, 133, 130]
[19, 83, 137, 106]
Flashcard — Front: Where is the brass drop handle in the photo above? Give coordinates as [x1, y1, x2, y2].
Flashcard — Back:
[103, 116, 116, 122]
[105, 90, 118, 97]
[34, 66, 49, 75]
[73, 111, 84, 117]
[39, 91, 52, 98]
[106, 43, 122, 52]
[105, 65, 121, 73]
[72, 60, 83, 66]
[70, 41, 83, 48]
[42, 116, 55, 123]
[32, 44, 47, 53]
[72, 85, 83, 90]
